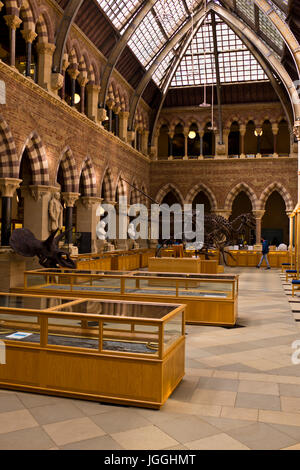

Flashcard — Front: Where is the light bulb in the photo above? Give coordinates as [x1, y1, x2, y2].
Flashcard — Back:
[188, 130, 196, 139]
[74, 93, 81, 105]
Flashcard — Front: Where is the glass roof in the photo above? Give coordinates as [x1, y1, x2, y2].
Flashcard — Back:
[170, 13, 267, 87]
[97, 0, 287, 89]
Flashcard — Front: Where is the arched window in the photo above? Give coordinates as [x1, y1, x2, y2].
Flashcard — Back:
[158, 124, 169, 159]
[203, 122, 215, 157]
[172, 124, 185, 158]
[228, 121, 240, 157]
[262, 191, 289, 245]
[277, 119, 290, 156]
[261, 120, 273, 156]
[244, 121, 256, 156]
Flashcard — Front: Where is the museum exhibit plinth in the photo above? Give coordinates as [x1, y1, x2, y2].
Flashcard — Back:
[0, 293, 185, 409]
[18, 269, 239, 326]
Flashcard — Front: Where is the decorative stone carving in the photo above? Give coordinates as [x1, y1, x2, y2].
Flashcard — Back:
[21, 29, 37, 44]
[29, 185, 55, 202]
[0, 2, 4, 12]
[48, 192, 63, 232]
[80, 196, 102, 209]
[51, 72, 64, 92]
[61, 192, 80, 208]
[4, 15, 22, 30]
[0, 178, 22, 197]
[293, 120, 300, 141]
[98, 107, 107, 122]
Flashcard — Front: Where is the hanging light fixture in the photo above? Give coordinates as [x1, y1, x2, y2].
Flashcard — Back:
[188, 130, 197, 139]
[74, 93, 81, 105]
[199, 0, 211, 108]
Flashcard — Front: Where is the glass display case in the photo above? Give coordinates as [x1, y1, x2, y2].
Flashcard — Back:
[20, 269, 239, 326]
[0, 293, 185, 409]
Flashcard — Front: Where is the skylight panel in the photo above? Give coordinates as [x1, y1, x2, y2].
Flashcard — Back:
[258, 9, 284, 50]
[152, 50, 175, 86]
[128, 10, 166, 67]
[235, 0, 255, 24]
[97, 0, 143, 31]
[153, 0, 186, 36]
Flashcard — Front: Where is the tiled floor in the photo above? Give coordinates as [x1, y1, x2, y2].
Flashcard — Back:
[1, 267, 300, 449]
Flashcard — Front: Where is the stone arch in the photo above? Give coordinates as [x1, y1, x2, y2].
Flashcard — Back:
[36, 10, 54, 43]
[115, 174, 127, 201]
[56, 147, 78, 192]
[19, 0, 35, 32]
[185, 183, 218, 211]
[79, 157, 96, 197]
[259, 182, 294, 212]
[155, 183, 185, 207]
[224, 182, 259, 212]
[0, 116, 18, 178]
[20, 131, 49, 184]
[100, 167, 114, 202]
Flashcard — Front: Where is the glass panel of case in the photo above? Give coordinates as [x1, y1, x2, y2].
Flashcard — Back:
[163, 310, 183, 353]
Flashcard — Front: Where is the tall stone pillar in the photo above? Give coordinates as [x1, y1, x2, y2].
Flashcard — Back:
[86, 84, 100, 122]
[68, 67, 79, 107]
[141, 130, 149, 156]
[223, 128, 230, 157]
[21, 185, 58, 240]
[21, 29, 37, 78]
[61, 192, 80, 248]
[4, 15, 22, 67]
[36, 42, 56, 91]
[272, 123, 279, 158]
[198, 130, 204, 159]
[168, 131, 174, 160]
[76, 196, 102, 253]
[293, 120, 300, 203]
[0, 178, 22, 246]
[240, 124, 246, 158]
[183, 128, 189, 160]
[252, 210, 265, 244]
[119, 111, 129, 142]
[287, 211, 294, 266]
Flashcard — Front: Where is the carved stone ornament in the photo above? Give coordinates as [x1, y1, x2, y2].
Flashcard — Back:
[51, 72, 64, 91]
[81, 196, 102, 209]
[0, 178, 22, 197]
[61, 192, 80, 208]
[293, 120, 300, 141]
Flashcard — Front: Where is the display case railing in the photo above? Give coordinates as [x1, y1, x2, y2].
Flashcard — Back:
[19, 269, 239, 326]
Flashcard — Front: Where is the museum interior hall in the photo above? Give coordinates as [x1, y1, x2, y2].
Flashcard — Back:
[1, 0, 300, 452]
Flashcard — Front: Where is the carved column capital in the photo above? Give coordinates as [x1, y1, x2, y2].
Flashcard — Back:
[36, 42, 56, 56]
[68, 67, 79, 80]
[86, 83, 100, 93]
[28, 185, 58, 201]
[0, 178, 22, 197]
[80, 196, 103, 209]
[4, 15, 22, 30]
[271, 123, 279, 135]
[0, 2, 4, 12]
[252, 210, 265, 220]
[21, 29, 37, 43]
[212, 209, 232, 219]
[98, 107, 107, 122]
[61, 192, 80, 207]
[119, 111, 129, 119]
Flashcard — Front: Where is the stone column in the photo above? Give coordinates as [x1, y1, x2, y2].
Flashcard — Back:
[0, 178, 22, 246]
[36, 42, 56, 91]
[86, 84, 100, 122]
[113, 102, 121, 137]
[293, 121, 300, 203]
[252, 210, 265, 244]
[168, 131, 174, 160]
[215, 132, 226, 159]
[21, 29, 37, 78]
[76, 196, 102, 253]
[198, 130, 204, 159]
[287, 211, 294, 266]
[272, 123, 279, 158]
[239, 124, 246, 158]
[255, 128, 263, 158]
[67, 67, 79, 107]
[59, 53, 69, 101]
[223, 128, 230, 157]
[77, 76, 88, 114]
[4, 15, 22, 67]
[141, 130, 149, 156]
[61, 192, 80, 247]
[119, 111, 129, 142]
[21, 185, 59, 241]
[183, 128, 189, 160]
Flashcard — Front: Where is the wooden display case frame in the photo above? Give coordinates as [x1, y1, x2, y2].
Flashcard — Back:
[0, 292, 185, 409]
[18, 269, 239, 327]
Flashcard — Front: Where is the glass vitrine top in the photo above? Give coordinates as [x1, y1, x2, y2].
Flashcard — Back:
[55, 300, 177, 319]
[0, 294, 71, 310]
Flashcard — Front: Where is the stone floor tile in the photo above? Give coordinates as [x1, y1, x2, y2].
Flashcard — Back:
[191, 389, 236, 407]
[185, 433, 250, 450]
[238, 380, 279, 396]
[220, 406, 259, 422]
[259, 410, 300, 427]
[235, 392, 280, 410]
[111, 425, 178, 450]
[279, 383, 300, 398]
[60, 435, 123, 450]
[0, 409, 38, 435]
[29, 402, 85, 425]
[197, 377, 239, 392]
[0, 426, 55, 450]
[0, 393, 25, 413]
[90, 409, 151, 434]
[227, 422, 297, 450]
[43, 417, 105, 446]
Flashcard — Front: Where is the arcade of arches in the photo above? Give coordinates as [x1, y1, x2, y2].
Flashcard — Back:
[0, 0, 299, 253]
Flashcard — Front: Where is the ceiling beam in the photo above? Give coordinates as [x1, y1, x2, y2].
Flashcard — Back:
[52, 0, 84, 73]
[211, 10, 223, 144]
[99, 0, 156, 108]
[128, 2, 208, 130]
